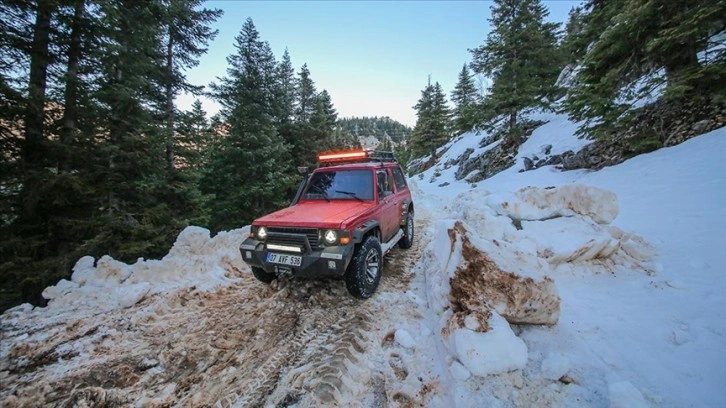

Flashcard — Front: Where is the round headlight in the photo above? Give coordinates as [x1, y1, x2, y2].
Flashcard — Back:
[324, 229, 337, 245]
[257, 226, 267, 240]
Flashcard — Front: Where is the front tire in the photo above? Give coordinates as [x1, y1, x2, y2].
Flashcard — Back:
[251, 266, 276, 284]
[345, 235, 382, 299]
[399, 212, 414, 249]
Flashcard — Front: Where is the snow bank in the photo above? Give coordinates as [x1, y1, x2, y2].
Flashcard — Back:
[422, 183, 656, 380]
[427, 218, 559, 377]
[485, 184, 619, 224]
[35, 226, 248, 314]
[522, 216, 621, 264]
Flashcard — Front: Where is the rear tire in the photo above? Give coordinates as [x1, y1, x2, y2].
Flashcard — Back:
[345, 235, 382, 299]
[251, 266, 276, 284]
[399, 212, 414, 249]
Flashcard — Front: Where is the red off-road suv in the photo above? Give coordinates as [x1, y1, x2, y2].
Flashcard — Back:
[240, 150, 414, 299]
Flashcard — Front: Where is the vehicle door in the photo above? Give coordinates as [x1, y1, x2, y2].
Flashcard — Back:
[376, 169, 398, 242]
[390, 166, 410, 227]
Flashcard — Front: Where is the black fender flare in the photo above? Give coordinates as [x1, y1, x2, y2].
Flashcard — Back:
[352, 220, 380, 244]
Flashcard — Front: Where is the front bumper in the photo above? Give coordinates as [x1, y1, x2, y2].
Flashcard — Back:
[240, 237, 355, 278]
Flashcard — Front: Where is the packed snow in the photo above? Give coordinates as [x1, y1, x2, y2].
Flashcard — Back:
[2, 114, 725, 407]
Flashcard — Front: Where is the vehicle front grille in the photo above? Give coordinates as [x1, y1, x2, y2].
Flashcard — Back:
[267, 227, 320, 251]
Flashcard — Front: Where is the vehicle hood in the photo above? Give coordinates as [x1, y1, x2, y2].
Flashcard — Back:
[253, 200, 374, 229]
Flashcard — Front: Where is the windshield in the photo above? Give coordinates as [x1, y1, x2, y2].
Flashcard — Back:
[302, 169, 374, 200]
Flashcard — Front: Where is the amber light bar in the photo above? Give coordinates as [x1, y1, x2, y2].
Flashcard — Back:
[317, 150, 369, 163]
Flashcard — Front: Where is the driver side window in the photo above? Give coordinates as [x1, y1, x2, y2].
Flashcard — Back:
[377, 170, 393, 197]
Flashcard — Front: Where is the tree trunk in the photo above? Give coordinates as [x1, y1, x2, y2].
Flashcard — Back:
[165, 24, 176, 170]
[59, 0, 84, 174]
[55, 0, 85, 277]
[21, 0, 55, 221]
[508, 110, 517, 130]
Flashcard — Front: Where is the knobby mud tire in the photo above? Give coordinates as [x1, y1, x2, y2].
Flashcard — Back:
[399, 212, 414, 249]
[345, 236, 382, 299]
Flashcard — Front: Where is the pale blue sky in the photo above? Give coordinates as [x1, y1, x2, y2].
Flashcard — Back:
[178, 0, 582, 127]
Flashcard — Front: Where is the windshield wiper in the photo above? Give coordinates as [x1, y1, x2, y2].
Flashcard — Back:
[309, 184, 330, 202]
[335, 190, 364, 202]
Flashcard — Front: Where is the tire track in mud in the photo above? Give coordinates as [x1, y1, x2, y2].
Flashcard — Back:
[214, 291, 372, 408]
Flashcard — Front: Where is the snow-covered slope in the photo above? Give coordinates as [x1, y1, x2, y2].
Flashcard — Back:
[412, 116, 726, 407]
[2, 113, 724, 407]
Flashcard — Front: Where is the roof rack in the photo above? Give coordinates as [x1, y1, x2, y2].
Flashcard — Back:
[367, 150, 397, 162]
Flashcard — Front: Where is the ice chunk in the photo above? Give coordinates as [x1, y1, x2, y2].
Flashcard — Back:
[541, 352, 570, 380]
[394, 328, 416, 349]
[448, 312, 528, 377]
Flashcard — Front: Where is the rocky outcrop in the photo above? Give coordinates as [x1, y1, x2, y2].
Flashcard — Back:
[455, 142, 514, 182]
[455, 120, 545, 182]
[521, 100, 726, 173]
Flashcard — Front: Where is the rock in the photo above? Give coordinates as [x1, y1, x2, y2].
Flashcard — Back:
[455, 143, 514, 182]
[523, 157, 534, 171]
[691, 119, 711, 135]
[542, 144, 553, 155]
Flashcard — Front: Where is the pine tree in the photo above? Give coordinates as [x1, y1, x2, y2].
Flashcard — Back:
[176, 99, 214, 170]
[158, 0, 221, 169]
[206, 17, 293, 231]
[275, 48, 296, 125]
[294, 63, 317, 123]
[450, 63, 480, 135]
[311, 89, 337, 141]
[565, 0, 725, 139]
[470, 0, 563, 132]
[289, 63, 327, 168]
[409, 81, 451, 160]
[559, 5, 587, 64]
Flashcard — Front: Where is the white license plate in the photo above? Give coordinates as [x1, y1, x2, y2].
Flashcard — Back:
[266, 252, 302, 267]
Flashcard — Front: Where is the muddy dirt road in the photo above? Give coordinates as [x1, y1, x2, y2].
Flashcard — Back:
[1, 219, 439, 408]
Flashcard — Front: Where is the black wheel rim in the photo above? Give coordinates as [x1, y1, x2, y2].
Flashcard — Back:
[364, 248, 379, 283]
